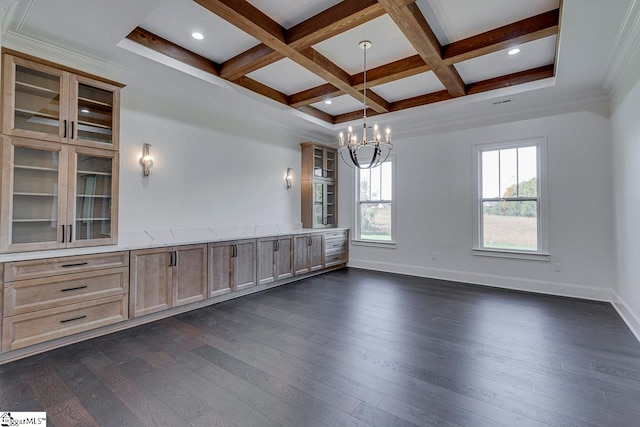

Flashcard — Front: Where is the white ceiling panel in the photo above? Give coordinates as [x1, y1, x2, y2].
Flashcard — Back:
[374, 71, 446, 102]
[417, 0, 559, 45]
[248, 0, 343, 28]
[313, 15, 418, 75]
[456, 35, 557, 84]
[311, 94, 363, 115]
[247, 58, 328, 95]
[140, 0, 259, 63]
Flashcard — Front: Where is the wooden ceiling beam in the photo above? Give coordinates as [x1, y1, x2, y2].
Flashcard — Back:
[333, 108, 382, 125]
[219, 44, 283, 80]
[377, 0, 466, 97]
[295, 106, 334, 124]
[442, 9, 560, 65]
[232, 76, 289, 105]
[126, 27, 219, 76]
[195, 0, 389, 113]
[290, 84, 342, 108]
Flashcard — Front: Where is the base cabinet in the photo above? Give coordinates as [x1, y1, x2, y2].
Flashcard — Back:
[129, 244, 207, 318]
[294, 233, 323, 275]
[257, 236, 293, 285]
[209, 239, 256, 296]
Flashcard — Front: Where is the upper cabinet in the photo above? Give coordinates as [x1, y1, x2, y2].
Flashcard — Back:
[2, 53, 121, 151]
[301, 142, 338, 229]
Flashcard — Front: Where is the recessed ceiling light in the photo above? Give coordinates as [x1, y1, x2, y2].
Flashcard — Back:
[324, 100, 332, 105]
[508, 48, 520, 55]
[192, 32, 204, 40]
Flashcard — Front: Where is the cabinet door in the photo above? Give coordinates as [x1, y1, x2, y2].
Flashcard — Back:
[276, 236, 294, 280]
[1, 136, 69, 252]
[313, 146, 324, 178]
[310, 234, 324, 272]
[325, 183, 336, 227]
[69, 75, 120, 150]
[67, 146, 118, 247]
[324, 148, 336, 180]
[257, 238, 276, 285]
[2, 55, 70, 143]
[173, 244, 207, 307]
[130, 248, 171, 318]
[312, 181, 325, 227]
[209, 243, 233, 298]
[234, 240, 256, 291]
[294, 235, 310, 275]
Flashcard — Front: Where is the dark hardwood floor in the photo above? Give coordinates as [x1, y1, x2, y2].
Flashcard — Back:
[2, 267, 640, 427]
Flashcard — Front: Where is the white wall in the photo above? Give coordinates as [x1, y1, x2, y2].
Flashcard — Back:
[340, 101, 616, 300]
[611, 40, 640, 335]
[117, 71, 302, 233]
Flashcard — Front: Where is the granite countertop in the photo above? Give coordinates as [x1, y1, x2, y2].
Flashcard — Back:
[0, 225, 349, 263]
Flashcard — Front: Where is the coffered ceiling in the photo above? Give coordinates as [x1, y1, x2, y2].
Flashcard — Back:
[127, 0, 560, 125]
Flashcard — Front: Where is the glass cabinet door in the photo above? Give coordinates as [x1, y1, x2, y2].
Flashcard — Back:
[1, 138, 68, 251]
[3, 56, 68, 143]
[70, 76, 119, 150]
[312, 182, 336, 228]
[313, 182, 324, 227]
[313, 147, 324, 178]
[325, 149, 336, 180]
[69, 147, 118, 246]
[326, 183, 336, 226]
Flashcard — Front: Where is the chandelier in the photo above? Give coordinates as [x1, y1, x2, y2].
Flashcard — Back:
[338, 41, 392, 169]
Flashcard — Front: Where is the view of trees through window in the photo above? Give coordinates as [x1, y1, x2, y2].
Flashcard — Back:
[481, 146, 538, 251]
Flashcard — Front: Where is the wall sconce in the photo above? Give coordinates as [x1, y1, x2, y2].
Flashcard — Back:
[140, 143, 153, 176]
[285, 167, 293, 190]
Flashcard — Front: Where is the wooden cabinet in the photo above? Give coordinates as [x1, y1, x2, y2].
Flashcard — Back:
[209, 239, 256, 296]
[2, 252, 129, 352]
[0, 135, 118, 252]
[129, 244, 207, 318]
[257, 236, 293, 285]
[324, 229, 349, 267]
[301, 142, 338, 229]
[294, 233, 324, 275]
[2, 53, 121, 150]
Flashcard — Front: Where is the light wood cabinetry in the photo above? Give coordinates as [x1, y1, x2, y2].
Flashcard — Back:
[294, 233, 324, 275]
[209, 239, 256, 296]
[0, 135, 118, 252]
[2, 53, 121, 150]
[324, 229, 349, 267]
[2, 252, 129, 352]
[257, 235, 293, 285]
[301, 142, 338, 228]
[129, 244, 207, 318]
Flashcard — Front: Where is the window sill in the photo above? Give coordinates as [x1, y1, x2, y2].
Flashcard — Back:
[472, 248, 550, 262]
[351, 239, 398, 249]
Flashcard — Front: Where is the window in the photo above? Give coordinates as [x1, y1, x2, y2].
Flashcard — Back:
[473, 139, 548, 258]
[356, 158, 394, 243]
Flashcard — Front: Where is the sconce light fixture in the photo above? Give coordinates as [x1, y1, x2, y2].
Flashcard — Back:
[285, 167, 293, 190]
[140, 143, 153, 176]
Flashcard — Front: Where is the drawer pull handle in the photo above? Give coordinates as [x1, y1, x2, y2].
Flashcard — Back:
[61, 262, 88, 268]
[60, 315, 87, 324]
[61, 285, 88, 292]
[332, 243, 342, 248]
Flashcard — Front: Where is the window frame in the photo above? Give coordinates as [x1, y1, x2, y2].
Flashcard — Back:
[472, 138, 550, 261]
[353, 155, 397, 247]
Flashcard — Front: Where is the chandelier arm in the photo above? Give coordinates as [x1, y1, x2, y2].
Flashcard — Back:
[349, 147, 361, 169]
[368, 147, 381, 169]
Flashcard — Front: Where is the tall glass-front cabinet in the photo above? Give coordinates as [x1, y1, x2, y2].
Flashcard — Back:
[301, 142, 337, 228]
[0, 52, 121, 252]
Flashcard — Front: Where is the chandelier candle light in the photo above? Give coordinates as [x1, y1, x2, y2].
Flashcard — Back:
[338, 41, 392, 169]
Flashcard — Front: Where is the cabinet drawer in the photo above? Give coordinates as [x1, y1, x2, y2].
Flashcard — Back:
[2, 294, 128, 352]
[4, 252, 129, 282]
[324, 230, 348, 240]
[4, 267, 128, 317]
[325, 251, 347, 267]
[324, 238, 347, 253]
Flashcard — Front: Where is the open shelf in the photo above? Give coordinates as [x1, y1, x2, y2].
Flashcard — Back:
[16, 81, 59, 96]
[15, 108, 58, 120]
[14, 192, 57, 197]
[13, 218, 56, 223]
[76, 194, 111, 198]
[77, 170, 112, 176]
[78, 96, 112, 108]
[14, 165, 58, 173]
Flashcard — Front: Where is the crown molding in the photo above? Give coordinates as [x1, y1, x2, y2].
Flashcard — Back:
[0, 0, 22, 33]
[602, 0, 640, 94]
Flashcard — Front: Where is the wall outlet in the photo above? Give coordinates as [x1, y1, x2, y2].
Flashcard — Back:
[431, 253, 437, 260]
[553, 263, 561, 272]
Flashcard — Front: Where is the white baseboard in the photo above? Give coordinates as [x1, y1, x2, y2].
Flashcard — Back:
[347, 259, 613, 301]
[612, 291, 640, 343]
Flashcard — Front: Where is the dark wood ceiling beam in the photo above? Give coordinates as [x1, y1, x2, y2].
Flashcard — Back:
[466, 64, 554, 95]
[377, 0, 466, 97]
[219, 44, 282, 80]
[232, 76, 289, 105]
[295, 106, 334, 124]
[290, 84, 342, 108]
[389, 90, 452, 112]
[442, 9, 560, 65]
[195, 0, 389, 113]
[333, 108, 381, 125]
[126, 27, 219, 76]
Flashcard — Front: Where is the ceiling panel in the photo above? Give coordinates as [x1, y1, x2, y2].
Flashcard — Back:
[374, 71, 445, 103]
[456, 35, 557, 84]
[247, 58, 328, 95]
[312, 15, 418, 75]
[417, 0, 559, 45]
[140, 0, 258, 63]
[248, 0, 343, 28]
[310, 94, 364, 115]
